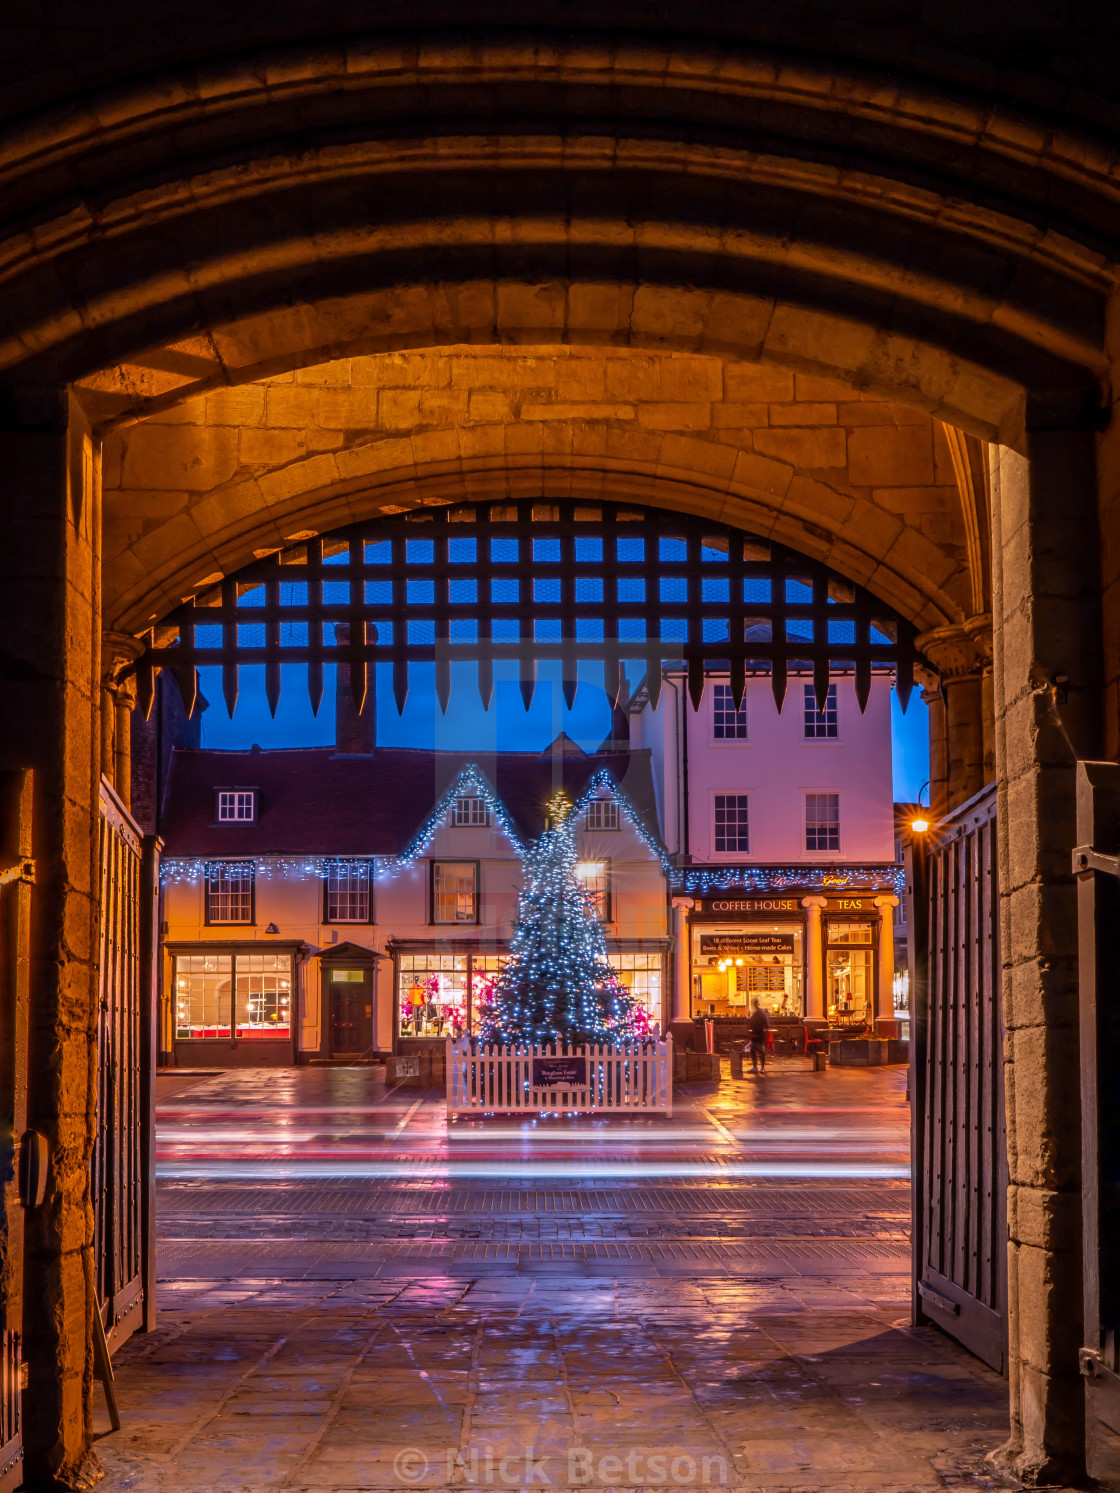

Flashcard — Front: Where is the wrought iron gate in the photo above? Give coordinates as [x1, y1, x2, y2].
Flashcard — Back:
[909, 782, 1007, 1372]
[93, 781, 158, 1351]
[0, 771, 32, 1493]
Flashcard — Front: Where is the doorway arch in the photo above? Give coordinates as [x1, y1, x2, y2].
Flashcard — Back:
[1, 18, 1115, 1489]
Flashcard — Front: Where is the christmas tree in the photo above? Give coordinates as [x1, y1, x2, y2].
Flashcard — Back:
[481, 793, 647, 1048]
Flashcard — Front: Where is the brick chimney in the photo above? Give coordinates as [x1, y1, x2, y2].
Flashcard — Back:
[333, 622, 376, 755]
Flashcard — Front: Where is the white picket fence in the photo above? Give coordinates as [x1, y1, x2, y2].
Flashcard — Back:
[445, 1037, 673, 1116]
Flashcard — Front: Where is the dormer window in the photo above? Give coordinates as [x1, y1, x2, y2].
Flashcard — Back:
[451, 795, 489, 827]
[217, 789, 257, 824]
[584, 799, 619, 831]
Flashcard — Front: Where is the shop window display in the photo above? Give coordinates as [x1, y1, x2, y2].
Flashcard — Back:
[826, 921, 875, 1026]
[398, 953, 506, 1037]
[174, 950, 291, 1039]
[611, 953, 663, 1025]
[691, 926, 803, 1017]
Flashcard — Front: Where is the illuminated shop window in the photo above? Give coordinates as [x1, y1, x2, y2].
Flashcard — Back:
[451, 795, 490, 827]
[610, 952, 662, 1021]
[712, 683, 748, 739]
[205, 861, 254, 923]
[235, 952, 292, 1038]
[174, 953, 232, 1038]
[325, 859, 371, 922]
[398, 952, 507, 1037]
[174, 950, 291, 1040]
[432, 861, 479, 923]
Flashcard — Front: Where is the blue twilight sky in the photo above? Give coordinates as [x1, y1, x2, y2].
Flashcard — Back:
[195, 662, 930, 803]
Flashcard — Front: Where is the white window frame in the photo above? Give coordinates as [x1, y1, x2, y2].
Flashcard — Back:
[802, 682, 840, 742]
[205, 861, 255, 924]
[216, 788, 257, 823]
[324, 859, 372, 923]
[710, 682, 749, 743]
[583, 798, 620, 831]
[712, 792, 751, 857]
[432, 860, 480, 924]
[804, 791, 842, 854]
[451, 795, 490, 828]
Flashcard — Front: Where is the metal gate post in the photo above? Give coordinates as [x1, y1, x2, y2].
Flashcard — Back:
[1073, 761, 1120, 1475]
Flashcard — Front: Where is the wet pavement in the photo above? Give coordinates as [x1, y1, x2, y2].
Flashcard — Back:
[96, 1061, 1015, 1493]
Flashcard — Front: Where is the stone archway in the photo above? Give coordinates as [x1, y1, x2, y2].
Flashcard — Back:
[0, 16, 1116, 1488]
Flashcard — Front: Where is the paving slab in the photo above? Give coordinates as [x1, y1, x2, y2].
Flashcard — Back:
[94, 1063, 1021, 1492]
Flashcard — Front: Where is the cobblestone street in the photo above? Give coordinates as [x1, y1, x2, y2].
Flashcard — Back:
[96, 1064, 1013, 1493]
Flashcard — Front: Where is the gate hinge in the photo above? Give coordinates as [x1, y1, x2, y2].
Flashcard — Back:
[0, 854, 34, 886]
[1073, 845, 1120, 879]
[1080, 1347, 1120, 1381]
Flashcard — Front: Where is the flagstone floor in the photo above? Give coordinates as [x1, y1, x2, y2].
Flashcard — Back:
[94, 1061, 1021, 1493]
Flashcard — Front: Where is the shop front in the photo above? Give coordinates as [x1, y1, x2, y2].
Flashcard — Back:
[389, 941, 670, 1050]
[392, 944, 509, 1050]
[684, 891, 897, 1044]
[166, 941, 306, 1066]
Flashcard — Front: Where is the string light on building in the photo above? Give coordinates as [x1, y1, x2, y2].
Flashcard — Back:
[670, 864, 906, 895]
[160, 762, 669, 888]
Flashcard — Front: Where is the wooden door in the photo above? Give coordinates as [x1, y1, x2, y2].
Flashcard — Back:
[329, 970, 371, 1055]
[909, 783, 1007, 1372]
[0, 772, 32, 1493]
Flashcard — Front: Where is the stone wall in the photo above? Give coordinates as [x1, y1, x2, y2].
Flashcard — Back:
[100, 348, 972, 638]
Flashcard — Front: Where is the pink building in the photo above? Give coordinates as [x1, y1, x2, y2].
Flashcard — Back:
[630, 669, 902, 1039]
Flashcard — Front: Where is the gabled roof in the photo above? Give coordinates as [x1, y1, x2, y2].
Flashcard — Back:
[159, 744, 662, 860]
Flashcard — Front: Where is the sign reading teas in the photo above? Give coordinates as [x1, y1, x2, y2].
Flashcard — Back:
[700, 933, 796, 957]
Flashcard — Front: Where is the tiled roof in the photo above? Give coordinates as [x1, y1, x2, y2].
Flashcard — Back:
[160, 744, 660, 858]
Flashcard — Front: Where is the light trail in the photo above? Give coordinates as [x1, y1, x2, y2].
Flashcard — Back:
[155, 1127, 907, 1146]
[155, 1159, 910, 1180]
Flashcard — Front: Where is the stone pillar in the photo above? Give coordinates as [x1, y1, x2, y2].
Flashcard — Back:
[0, 389, 102, 1487]
[671, 898, 694, 1021]
[801, 896, 826, 1018]
[922, 682, 949, 821]
[873, 896, 899, 1025]
[990, 432, 1103, 1486]
[916, 615, 993, 811]
[101, 631, 144, 808]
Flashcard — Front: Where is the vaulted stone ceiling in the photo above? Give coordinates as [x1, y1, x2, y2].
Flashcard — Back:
[89, 346, 986, 638]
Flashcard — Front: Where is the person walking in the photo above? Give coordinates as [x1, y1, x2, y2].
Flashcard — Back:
[747, 998, 770, 1075]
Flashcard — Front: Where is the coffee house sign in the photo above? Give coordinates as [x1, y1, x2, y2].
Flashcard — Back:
[699, 898, 799, 915]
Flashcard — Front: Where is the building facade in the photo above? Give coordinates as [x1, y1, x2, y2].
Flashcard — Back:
[631, 669, 903, 1037]
[158, 743, 669, 1066]
[159, 666, 902, 1065]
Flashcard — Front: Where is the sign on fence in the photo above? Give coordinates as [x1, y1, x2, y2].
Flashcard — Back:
[532, 1057, 586, 1087]
[446, 1038, 672, 1116]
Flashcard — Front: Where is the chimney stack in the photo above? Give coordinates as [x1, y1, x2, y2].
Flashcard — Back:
[333, 623, 376, 755]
